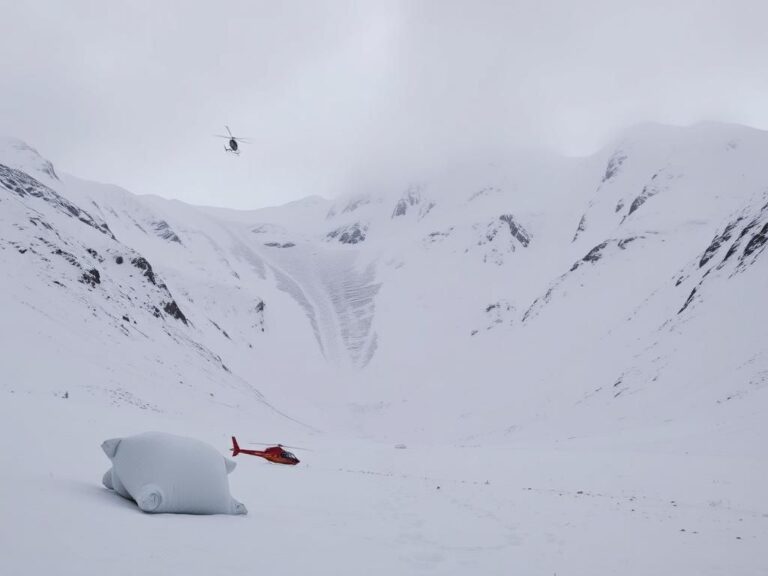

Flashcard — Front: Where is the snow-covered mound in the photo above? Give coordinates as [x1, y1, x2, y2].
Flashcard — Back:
[101, 432, 246, 515]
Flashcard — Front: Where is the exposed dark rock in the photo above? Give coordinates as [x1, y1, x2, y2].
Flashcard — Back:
[617, 237, 639, 249]
[742, 221, 768, 259]
[720, 218, 761, 265]
[522, 284, 558, 323]
[499, 214, 531, 247]
[327, 223, 367, 244]
[700, 220, 740, 268]
[624, 177, 663, 222]
[130, 256, 156, 285]
[570, 237, 639, 272]
[28, 216, 52, 230]
[152, 220, 182, 244]
[628, 187, 650, 215]
[253, 298, 266, 332]
[573, 215, 587, 242]
[582, 244, 606, 262]
[210, 320, 231, 340]
[722, 241, 741, 264]
[53, 247, 80, 268]
[469, 186, 501, 201]
[602, 151, 627, 182]
[163, 301, 188, 325]
[425, 228, 453, 244]
[392, 186, 422, 218]
[342, 197, 370, 214]
[264, 242, 296, 248]
[392, 200, 409, 217]
[479, 300, 515, 332]
[678, 287, 698, 314]
[573, 241, 608, 270]
[483, 226, 498, 244]
[80, 268, 101, 287]
[0, 164, 113, 238]
[115, 255, 124, 264]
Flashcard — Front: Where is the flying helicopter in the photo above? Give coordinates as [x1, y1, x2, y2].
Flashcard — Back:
[215, 126, 251, 155]
[230, 436, 301, 465]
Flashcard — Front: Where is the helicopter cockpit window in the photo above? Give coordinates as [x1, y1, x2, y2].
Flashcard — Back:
[282, 451, 296, 459]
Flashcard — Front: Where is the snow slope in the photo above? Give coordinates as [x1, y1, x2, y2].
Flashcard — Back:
[1, 125, 767, 575]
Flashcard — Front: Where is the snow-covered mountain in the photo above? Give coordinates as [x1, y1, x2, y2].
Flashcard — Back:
[2, 124, 767, 437]
[2, 125, 766, 575]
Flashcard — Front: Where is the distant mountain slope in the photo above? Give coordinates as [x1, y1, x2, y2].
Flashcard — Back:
[1, 124, 767, 442]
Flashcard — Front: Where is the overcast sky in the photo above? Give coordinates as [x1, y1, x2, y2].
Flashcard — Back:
[2, 0, 768, 209]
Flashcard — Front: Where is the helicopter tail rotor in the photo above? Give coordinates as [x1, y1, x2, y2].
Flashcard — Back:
[231, 436, 242, 456]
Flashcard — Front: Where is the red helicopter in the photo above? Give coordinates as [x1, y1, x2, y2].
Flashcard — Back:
[230, 436, 301, 465]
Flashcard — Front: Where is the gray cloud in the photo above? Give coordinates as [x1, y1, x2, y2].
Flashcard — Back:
[2, 0, 767, 208]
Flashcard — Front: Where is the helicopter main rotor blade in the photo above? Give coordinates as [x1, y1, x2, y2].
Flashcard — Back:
[215, 133, 252, 142]
[246, 441, 312, 451]
[225, 125, 233, 137]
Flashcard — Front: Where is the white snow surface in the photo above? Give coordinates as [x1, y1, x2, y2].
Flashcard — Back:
[1, 124, 767, 574]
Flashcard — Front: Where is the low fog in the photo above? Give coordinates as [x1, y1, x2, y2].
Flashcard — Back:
[2, 0, 767, 208]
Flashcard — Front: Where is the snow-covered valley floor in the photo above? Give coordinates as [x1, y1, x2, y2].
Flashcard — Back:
[2, 392, 765, 576]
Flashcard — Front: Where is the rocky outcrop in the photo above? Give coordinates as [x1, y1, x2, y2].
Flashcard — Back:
[131, 257, 157, 285]
[80, 268, 101, 287]
[471, 214, 531, 265]
[152, 220, 182, 244]
[677, 196, 768, 314]
[1, 164, 114, 238]
[392, 185, 424, 218]
[499, 214, 530, 247]
[163, 300, 188, 325]
[602, 151, 627, 182]
[570, 237, 639, 272]
[327, 223, 367, 244]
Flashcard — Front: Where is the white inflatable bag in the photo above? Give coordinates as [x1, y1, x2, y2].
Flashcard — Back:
[101, 432, 247, 515]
